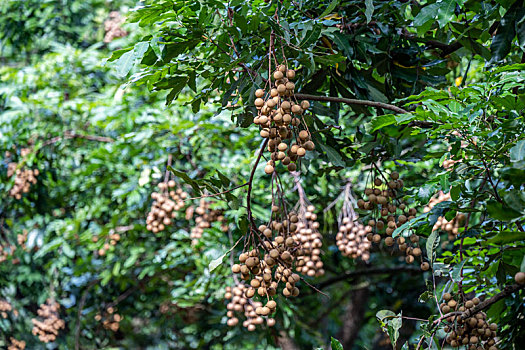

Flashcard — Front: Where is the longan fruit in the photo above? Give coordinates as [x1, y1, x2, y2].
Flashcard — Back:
[254, 98, 264, 107]
[298, 130, 309, 140]
[267, 318, 276, 327]
[304, 141, 315, 151]
[291, 104, 302, 114]
[443, 293, 452, 301]
[273, 71, 284, 80]
[374, 178, 382, 186]
[384, 237, 394, 246]
[286, 70, 295, 79]
[421, 262, 430, 271]
[264, 164, 274, 174]
[300, 100, 310, 110]
[287, 163, 297, 171]
[515, 272, 525, 285]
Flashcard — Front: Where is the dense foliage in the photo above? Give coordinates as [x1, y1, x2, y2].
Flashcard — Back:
[1, 0, 524, 349]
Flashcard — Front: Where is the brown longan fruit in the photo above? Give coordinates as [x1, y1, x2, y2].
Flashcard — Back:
[421, 262, 430, 271]
[298, 130, 309, 140]
[273, 71, 284, 80]
[374, 178, 382, 186]
[443, 293, 452, 301]
[286, 70, 295, 79]
[515, 272, 525, 285]
[255, 89, 265, 98]
[287, 163, 297, 171]
[384, 237, 394, 246]
[264, 164, 274, 174]
[391, 171, 399, 180]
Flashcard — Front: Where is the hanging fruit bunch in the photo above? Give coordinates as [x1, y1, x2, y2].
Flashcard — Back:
[6, 147, 39, 200]
[31, 299, 65, 343]
[231, 177, 310, 316]
[0, 299, 13, 319]
[424, 191, 466, 241]
[224, 283, 276, 331]
[441, 293, 499, 349]
[94, 227, 125, 257]
[253, 64, 314, 174]
[333, 182, 372, 261]
[291, 172, 325, 277]
[8, 338, 26, 350]
[146, 179, 188, 233]
[357, 169, 427, 270]
[188, 199, 228, 245]
[95, 306, 123, 332]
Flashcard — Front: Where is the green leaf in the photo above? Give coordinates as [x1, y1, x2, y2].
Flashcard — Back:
[490, 5, 518, 64]
[330, 337, 344, 350]
[510, 140, 525, 163]
[319, 0, 340, 19]
[167, 166, 201, 193]
[364, 0, 374, 24]
[208, 236, 243, 272]
[426, 230, 440, 266]
[318, 143, 345, 167]
[436, 0, 458, 28]
[486, 201, 523, 221]
[450, 260, 466, 282]
[484, 231, 525, 245]
[370, 114, 396, 132]
[300, 24, 322, 48]
[450, 184, 461, 201]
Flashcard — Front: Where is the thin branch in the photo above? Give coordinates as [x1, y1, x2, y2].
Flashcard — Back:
[246, 139, 269, 228]
[75, 279, 100, 350]
[317, 266, 422, 289]
[42, 131, 114, 146]
[461, 284, 525, 319]
[184, 182, 249, 201]
[294, 93, 409, 114]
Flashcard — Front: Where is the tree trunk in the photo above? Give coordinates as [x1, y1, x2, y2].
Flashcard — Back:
[278, 330, 300, 350]
[337, 287, 370, 349]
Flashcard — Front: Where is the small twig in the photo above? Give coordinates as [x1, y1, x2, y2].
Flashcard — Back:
[42, 131, 114, 146]
[294, 93, 409, 114]
[184, 182, 249, 201]
[246, 139, 269, 229]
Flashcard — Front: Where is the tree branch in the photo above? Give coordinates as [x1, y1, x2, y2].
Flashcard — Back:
[461, 284, 525, 320]
[294, 93, 409, 114]
[246, 139, 269, 228]
[42, 131, 114, 146]
[317, 266, 422, 289]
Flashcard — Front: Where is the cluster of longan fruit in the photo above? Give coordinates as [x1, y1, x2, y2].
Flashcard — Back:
[7, 162, 39, 200]
[253, 65, 314, 174]
[231, 210, 304, 315]
[8, 338, 26, 350]
[189, 199, 228, 245]
[93, 229, 122, 256]
[358, 172, 428, 269]
[103, 11, 127, 43]
[424, 191, 465, 240]
[293, 205, 325, 277]
[441, 293, 498, 349]
[224, 284, 276, 330]
[1, 299, 13, 319]
[95, 306, 122, 332]
[146, 180, 188, 233]
[31, 299, 65, 343]
[336, 216, 371, 261]
[0, 244, 15, 263]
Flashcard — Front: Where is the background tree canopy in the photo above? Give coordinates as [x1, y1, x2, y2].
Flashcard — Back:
[1, 0, 524, 349]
